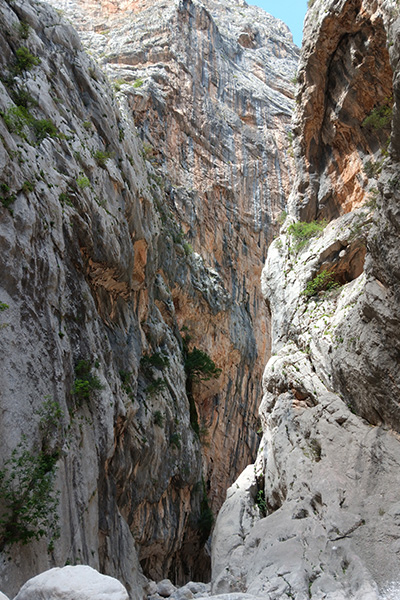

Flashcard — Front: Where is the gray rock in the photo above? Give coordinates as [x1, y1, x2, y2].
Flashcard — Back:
[184, 582, 210, 596]
[212, 2, 400, 595]
[170, 588, 194, 600]
[157, 580, 177, 597]
[146, 581, 158, 596]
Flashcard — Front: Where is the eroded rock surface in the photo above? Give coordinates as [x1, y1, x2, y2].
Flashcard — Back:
[47, 0, 299, 512]
[0, 0, 297, 596]
[290, 0, 393, 220]
[0, 0, 221, 593]
[211, 0, 400, 598]
[212, 208, 400, 600]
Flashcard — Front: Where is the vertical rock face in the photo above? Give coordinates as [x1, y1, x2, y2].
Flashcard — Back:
[291, 0, 393, 220]
[47, 0, 299, 513]
[0, 0, 298, 596]
[212, 0, 400, 598]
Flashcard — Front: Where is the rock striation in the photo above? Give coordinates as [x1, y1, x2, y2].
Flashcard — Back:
[46, 0, 299, 513]
[211, 0, 400, 598]
[0, 0, 297, 596]
[290, 0, 393, 221]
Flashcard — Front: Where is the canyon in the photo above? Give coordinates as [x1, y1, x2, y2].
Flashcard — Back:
[0, 0, 400, 599]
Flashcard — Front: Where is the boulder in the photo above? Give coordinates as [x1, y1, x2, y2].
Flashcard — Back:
[184, 582, 210, 596]
[170, 587, 194, 600]
[156, 580, 177, 597]
[14, 566, 129, 600]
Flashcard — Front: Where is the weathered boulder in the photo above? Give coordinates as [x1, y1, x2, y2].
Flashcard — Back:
[157, 580, 177, 598]
[14, 566, 128, 600]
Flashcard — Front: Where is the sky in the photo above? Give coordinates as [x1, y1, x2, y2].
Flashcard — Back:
[249, 0, 308, 47]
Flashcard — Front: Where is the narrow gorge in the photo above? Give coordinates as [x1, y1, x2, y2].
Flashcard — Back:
[0, 0, 399, 599]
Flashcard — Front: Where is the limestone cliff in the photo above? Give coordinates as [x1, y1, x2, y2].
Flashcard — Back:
[212, 0, 400, 598]
[46, 0, 299, 511]
[0, 0, 298, 596]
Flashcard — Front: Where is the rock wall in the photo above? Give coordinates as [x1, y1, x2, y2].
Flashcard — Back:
[291, 0, 393, 220]
[0, 0, 208, 594]
[0, 0, 298, 596]
[46, 0, 299, 512]
[211, 0, 400, 598]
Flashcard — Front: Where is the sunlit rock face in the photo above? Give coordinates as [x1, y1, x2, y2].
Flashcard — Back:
[211, 0, 400, 598]
[48, 0, 299, 515]
[290, 0, 393, 221]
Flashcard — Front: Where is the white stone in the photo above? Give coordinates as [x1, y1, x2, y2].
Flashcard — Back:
[14, 566, 129, 600]
[0, 593, 10, 600]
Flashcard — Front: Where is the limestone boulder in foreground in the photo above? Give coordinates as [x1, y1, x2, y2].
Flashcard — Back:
[13, 566, 129, 600]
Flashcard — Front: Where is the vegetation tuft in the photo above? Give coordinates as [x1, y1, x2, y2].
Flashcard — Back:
[362, 97, 393, 131]
[0, 400, 63, 551]
[145, 377, 167, 396]
[287, 220, 326, 253]
[170, 432, 181, 449]
[140, 352, 170, 398]
[153, 410, 164, 427]
[255, 489, 267, 516]
[73, 359, 104, 402]
[302, 270, 339, 298]
[14, 46, 41, 73]
[141, 352, 170, 372]
[92, 149, 114, 168]
[1, 105, 58, 144]
[76, 176, 90, 189]
[32, 119, 58, 143]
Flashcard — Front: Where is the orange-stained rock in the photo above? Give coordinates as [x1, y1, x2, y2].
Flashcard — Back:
[48, 0, 298, 520]
[132, 239, 148, 290]
[289, 0, 393, 221]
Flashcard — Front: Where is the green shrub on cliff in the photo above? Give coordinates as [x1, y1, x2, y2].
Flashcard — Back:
[362, 98, 393, 131]
[14, 46, 41, 73]
[183, 345, 222, 383]
[73, 359, 104, 402]
[288, 219, 326, 253]
[302, 269, 339, 297]
[0, 401, 63, 551]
